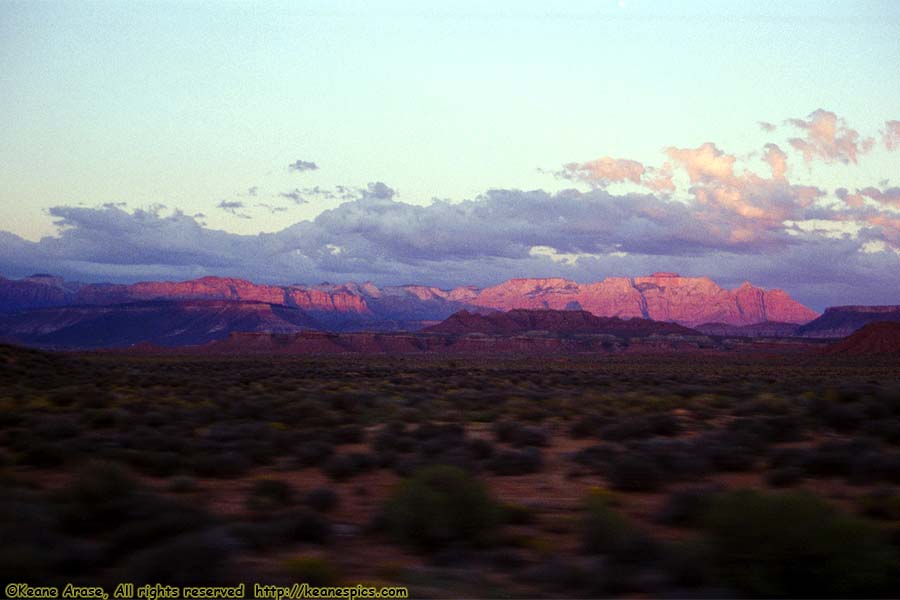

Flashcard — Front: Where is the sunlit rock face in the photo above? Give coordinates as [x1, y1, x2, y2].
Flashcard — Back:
[467, 275, 817, 327]
[0, 273, 819, 328]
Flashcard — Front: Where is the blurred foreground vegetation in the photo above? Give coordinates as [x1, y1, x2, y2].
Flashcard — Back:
[2, 345, 900, 597]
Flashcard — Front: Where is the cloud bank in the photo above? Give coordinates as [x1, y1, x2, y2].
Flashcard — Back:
[1, 109, 899, 310]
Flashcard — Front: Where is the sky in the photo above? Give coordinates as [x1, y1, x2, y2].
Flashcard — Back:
[1, 0, 899, 310]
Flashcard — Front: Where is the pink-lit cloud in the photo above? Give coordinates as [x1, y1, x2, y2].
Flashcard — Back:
[786, 109, 874, 164]
[859, 187, 900, 210]
[762, 143, 788, 180]
[883, 120, 900, 151]
[559, 157, 646, 186]
[666, 143, 736, 183]
[642, 162, 675, 193]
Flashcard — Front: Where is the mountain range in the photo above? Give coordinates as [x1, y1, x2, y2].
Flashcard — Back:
[3, 271, 897, 350]
[0, 271, 816, 328]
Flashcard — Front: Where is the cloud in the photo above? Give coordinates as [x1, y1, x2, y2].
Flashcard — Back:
[2, 193, 897, 310]
[762, 143, 788, 179]
[858, 186, 900, 210]
[288, 160, 319, 173]
[666, 143, 736, 183]
[247, 186, 258, 197]
[836, 186, 900, 211]
[217, 200, 245, 212]
[641, 163, 675, 193]
[258, 203, 288, 214]
[883, 120, 900, 151]
[786, 109, 874, 164]
[364, 181, 396, 200]
[278, 185, 362, 204]
[758, 121, 777, 133]
[216, 200, 251, 219]
[279, 189, 308, 204]
[559, 157, 646, 187]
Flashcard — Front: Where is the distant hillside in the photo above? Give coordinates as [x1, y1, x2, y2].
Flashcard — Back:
[797, 306, 900, 338]
[0, 300, 320, 349]
[0, 274, 77, 313]
[826, 322, 900, 355]
[424, 309, 699, 337]
[695, 321, 800, 337]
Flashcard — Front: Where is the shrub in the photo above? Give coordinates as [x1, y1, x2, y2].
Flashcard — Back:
[767, 446, 813, 470]
[655, 486, 720, 527]
[303, 487, 339, 513]
[806, 440, 873, 478]
[54, 460, 141, 534]
[281, 508, 332, 545]
[821, 403, 865, 432]
[607, 453, 664, 492]
[107, 500, 215, 555]
[629, 438, 711, 480]
[281, 555, 340, 586]
[581, 489, 652, 563]
[765, 466, 805, 487]
[246, 478, 294, 511]
[294, 440, 335, 468]
[381, 465, 499, 551]
[190, 450, 253, 479]
[492, 421, 520, 443]
[598, 418, 653, 442]
[701, 490, 899, 597]
[0, 488, 99, 580]
[18, 442, 66, 468]
[569, 414, 607, 438]
[511, 425, 549, 447]
[168, 474, 198, 494]
[571, 444, 616, 473]
[661, 539, 716, 588]
[322, 453, 375, 481]
[705, 440, 757, 472]
[390, 455, 422, 477]
[333, 425, 365, 445]
[500, 502, 536, 525]
[860, 488, 900, 521]
[120, 529, 237, 586]
[488, 448, 542, 476]
[466, 438, 495, 461]
[126, 449, 182, 477]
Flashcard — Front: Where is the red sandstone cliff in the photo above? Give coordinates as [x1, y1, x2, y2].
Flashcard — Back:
[469, 274, 817, 327]
[1, 273, 818, 328]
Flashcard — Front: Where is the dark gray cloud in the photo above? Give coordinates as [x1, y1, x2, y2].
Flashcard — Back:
[278, 184, 373, 204]
[288, 160, 319, 173]
[216, 200, 251, 219]
[217, 200, 244, 212]
[364, 181, 396, 200]
[258, 203, 288, 214]
[2, 179, 898, 310]
[279, 189, 307, 204]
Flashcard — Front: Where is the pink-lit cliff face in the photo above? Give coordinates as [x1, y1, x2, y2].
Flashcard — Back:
[468, 275, 817, 327]
[1, 273, 818, 328]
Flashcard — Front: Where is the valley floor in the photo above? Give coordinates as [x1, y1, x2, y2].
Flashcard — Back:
[2, 348, 900, 597]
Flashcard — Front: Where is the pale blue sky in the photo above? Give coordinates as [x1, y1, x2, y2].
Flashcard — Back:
[1, 1, 900, 308]
[2, 0, 898, 238]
